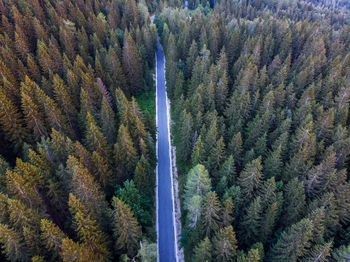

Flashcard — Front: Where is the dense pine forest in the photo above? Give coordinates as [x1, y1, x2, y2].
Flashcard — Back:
[157, 0, 350, 261]
[0, 0, 159, 261]
[0, 0, 350, 261]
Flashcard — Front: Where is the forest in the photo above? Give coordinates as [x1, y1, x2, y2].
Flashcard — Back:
[0, 0, 159, 261]
[156, 0, 350, 261]
[0, 0, 350, 261]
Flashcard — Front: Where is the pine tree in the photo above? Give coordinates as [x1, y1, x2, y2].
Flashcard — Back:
[6, 158, 43, 208]
[240, 196, 262, 245]
[305, 148, 337, 199]
[114, 124, 138, 180]
[138, 240, 157, 262]
[21, 76, 47, 140]
[92, 151, 113, 192]
[238, 157, 263, 199]
[85, 112, 110, 160]
[116, 180, 151, 227]
[192, 136, 205, 166]
[66, 156, 110, 226]
[215, 71, 228, 114]
[282, 178, 306, 226]
[0, 224, 29, 262]
[222, 197, 234, 227]
[40, 219, 67, 257]
[15, 24, 30, 61]
[112, 197, 141, 257]
[237, 248, 260, 262]
[217, 155, 236, 187]
[228, 133, 243, 168]
[37, 87, 72, 138]
[68, 194, 111, 262]
[332, 243, 350, 261]
[37, 40, 55, 76]
[206, 136, 225, 173]
[0, 87, 27, 147]
[267, 219, 313, 261]
[177, 109, 194, 162]
[213, 226, 238, 262]
[123, 32, 143, 94]
[263, 145, 283, 179]
[52, 74, 77, 133]
[201, 191, 222, 237]
[74, 141, 96, 176]
[60, 238, 94, 262]
[134, 155, 151, 193]
[193, 237, 212, 262]
[184, 165, 212, 228]
[100, 97, 117, 145]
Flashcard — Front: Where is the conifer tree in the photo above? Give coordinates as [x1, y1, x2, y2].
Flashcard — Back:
[332, 243, 350, 261]
[240, 196, 262, 245]
[68, 194, 111, 262]
[0, 224, 29, 262]
[282, 178, 306, 226]
[114, 124, 138, 180]
[192, 136, 205, 166]
[40, 219, 66, 258]
[217, 155, 236, 187]
[66, 156, 110, 226]
[222, 197, 234, 227]
[123, 32, 143, 94]
[213, 226, 238, 262]
[100, 97, 117, 145]
[201, 191, 222, 237]
[85, 112, 110, 160]
[177, 109, 193, 162]
[112, 197, 141, 257]
[60, 238, 94, 262]
[237, 248, 260, 262]
[52, 74, 76, 132]
[116, 180, 151, 226]
[0, 87, 27, 147]
[267, 219, 314, 261]
[184, 165, 212, 228]
[193, 237, 212, 262]
[21, 76, 47, 140]
[238, 157, 263, 199]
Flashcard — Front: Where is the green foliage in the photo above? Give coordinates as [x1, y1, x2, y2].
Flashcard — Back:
[115, 180, 152, 227]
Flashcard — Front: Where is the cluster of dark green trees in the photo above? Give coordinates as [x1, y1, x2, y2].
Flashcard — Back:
[0, 0, 159, 261]
[157, 0, 350, 261]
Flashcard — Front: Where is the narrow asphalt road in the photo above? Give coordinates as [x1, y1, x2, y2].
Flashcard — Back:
[156, 40, 177, 262]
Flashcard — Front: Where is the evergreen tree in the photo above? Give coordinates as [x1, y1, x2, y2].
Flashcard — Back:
[60, 238, 94, 262]
[40, 219, 66, 258]
[213, 226, 238, 262]
[66, 156, 110, 226]
[201, 191, 222, 237]
[238, 157, 263, 199]
[123, 32, 143, 94]
[0, 224, 29, 262]
[68, 194, 111, 262]
[177, 109, 193, 163]
[0, 87, 27, 147]
[112, 197, 141, 257]
[267, 219, 314, 261]
[114, 124, 138, 180]
[193, 237, 212, 262]
[282, 178, 306, 226]
[184, 165, 211, 228]
[332, 243, 350, 261]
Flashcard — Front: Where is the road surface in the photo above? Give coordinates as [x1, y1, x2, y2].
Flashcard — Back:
[156, 40, 177, 262]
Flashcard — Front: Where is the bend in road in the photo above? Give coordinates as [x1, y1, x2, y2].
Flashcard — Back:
[156, 40, 178, 262]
